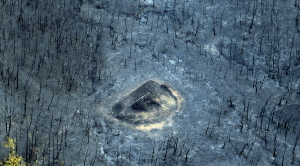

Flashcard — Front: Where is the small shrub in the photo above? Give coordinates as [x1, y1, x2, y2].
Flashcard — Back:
[1, 137, 25, 166]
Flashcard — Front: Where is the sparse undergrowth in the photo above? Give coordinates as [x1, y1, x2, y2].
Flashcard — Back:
[0, 137, 36, 166]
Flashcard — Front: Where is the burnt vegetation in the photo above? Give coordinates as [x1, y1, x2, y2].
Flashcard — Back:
[0, 0, 300, 165]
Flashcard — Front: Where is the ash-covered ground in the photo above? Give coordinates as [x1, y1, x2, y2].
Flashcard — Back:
[0, 0, 300, 165]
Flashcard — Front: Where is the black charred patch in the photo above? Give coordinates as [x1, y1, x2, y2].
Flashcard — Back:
[110, 80, 180, 125]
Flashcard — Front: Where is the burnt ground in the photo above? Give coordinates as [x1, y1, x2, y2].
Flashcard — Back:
[0, 0, 300, 165]
[110, 80, 180, 125]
